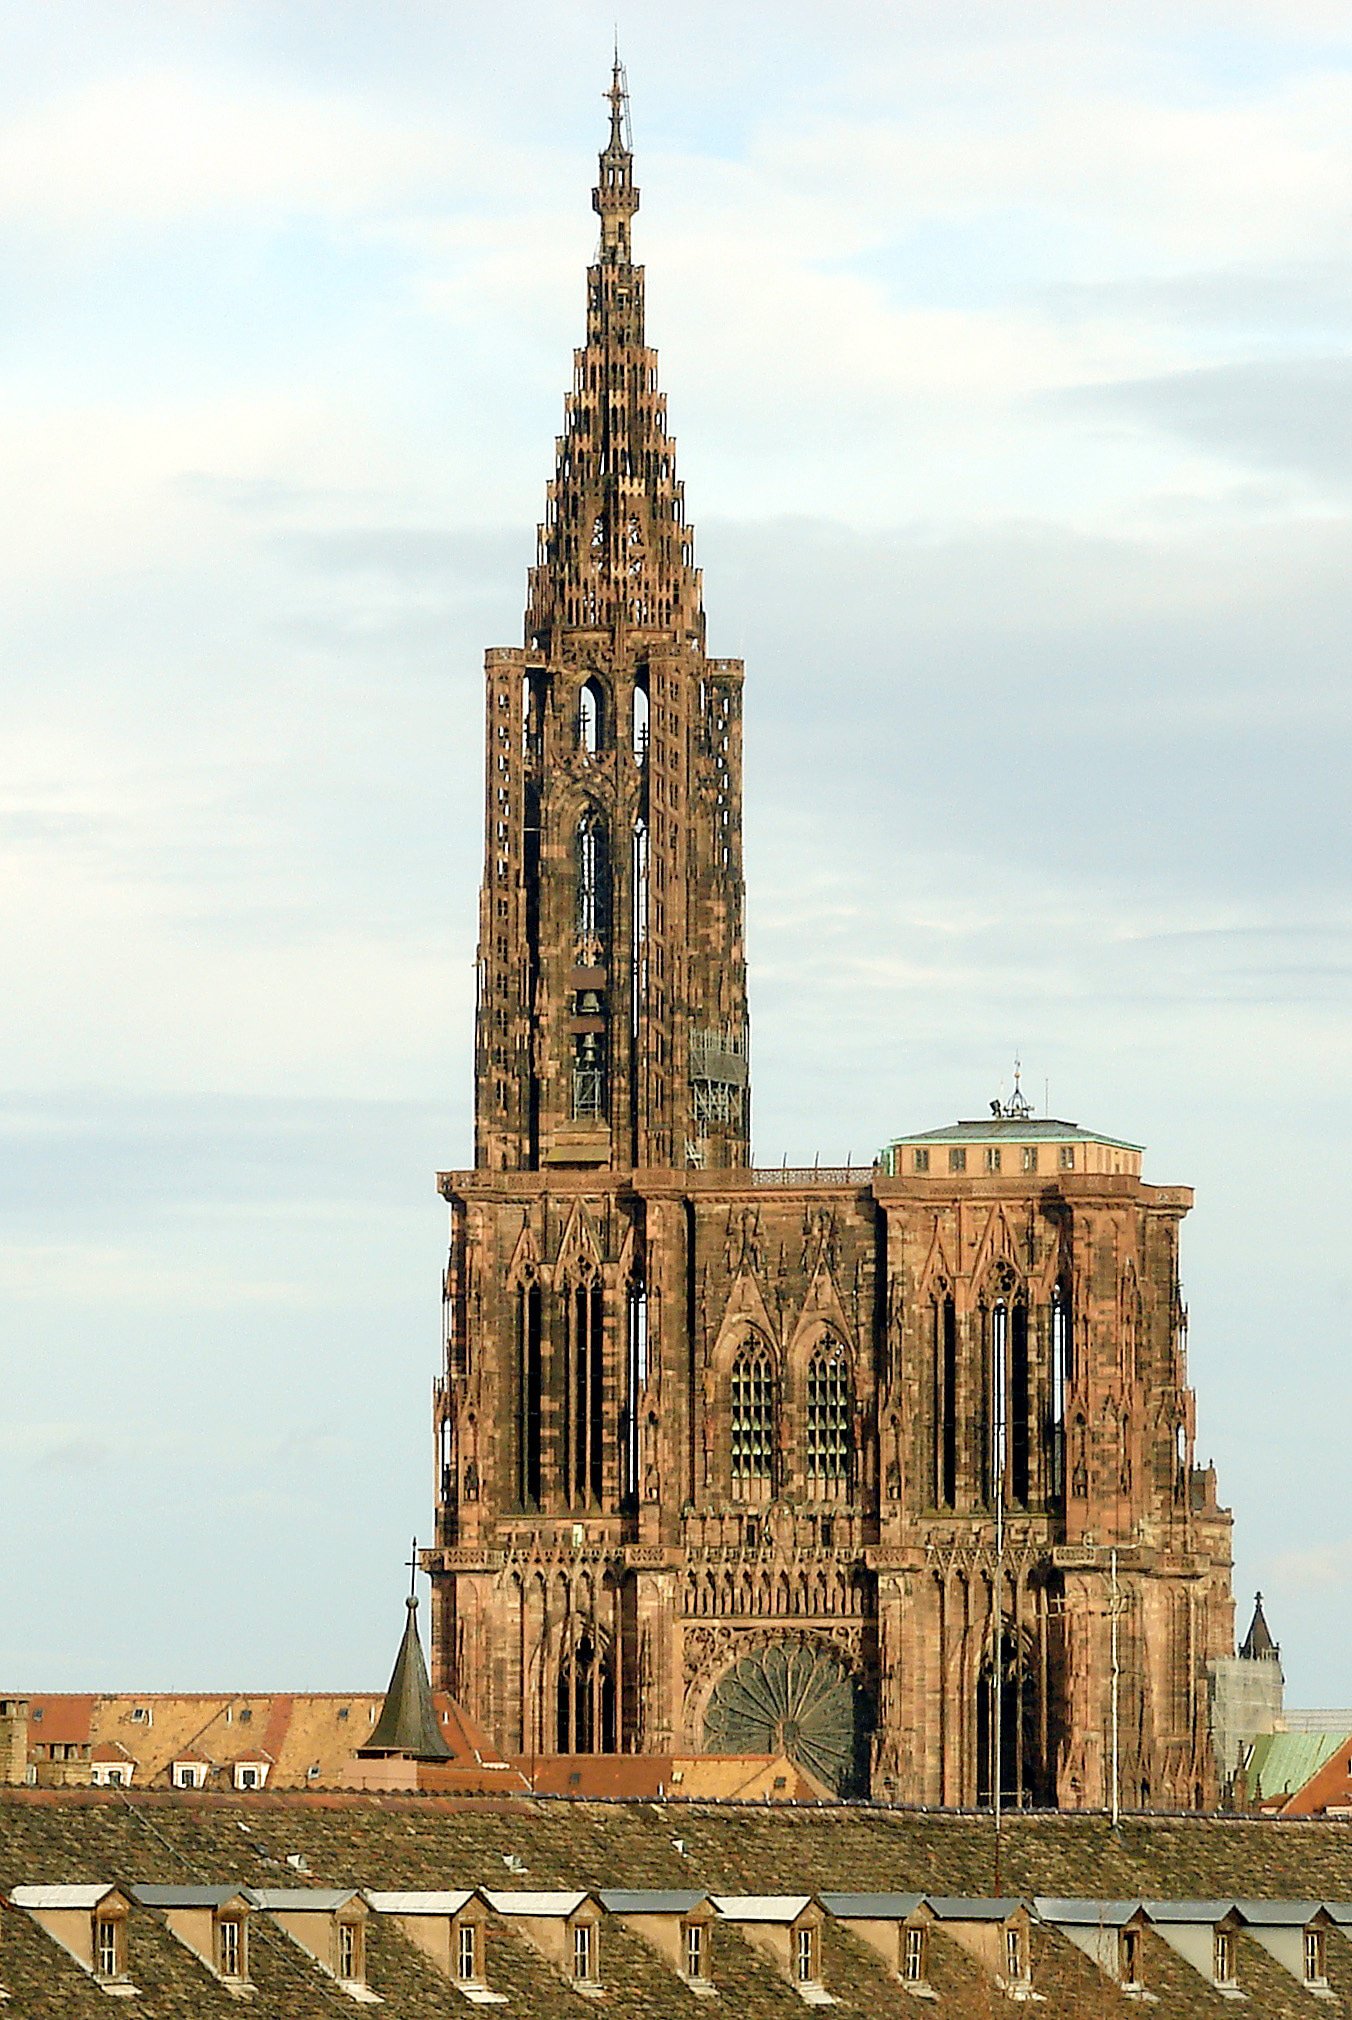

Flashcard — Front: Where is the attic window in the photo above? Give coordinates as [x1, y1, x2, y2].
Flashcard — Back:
[948, 1147, 967, 1174]
[337, 1920, 363, 1982]
[31, 1706, 43, 1722]
[130, 1706, 152, 1725]
[238, 1708, 252, 1724]
[1005, 1927, 1027, 1982]
[337, 1706, 350, 1721]
[1214, 1929, 1235, 1986]
[903, 1926, 927, 1983]
[173, 1760, 207, 1790]
[913, 1148, 929, 1173]
[217, 1915, 245, 1980]
[572, 1921, 596, 1983]
[95, 1914, 123, 1981]
[1120, 1928, 1143, 1989]
[569, 1771, 582, 1787]
[1305, 1929, 1325, 1985]
[773, 1775, 787, 1790]
[1059, 1145, 1076, 1171]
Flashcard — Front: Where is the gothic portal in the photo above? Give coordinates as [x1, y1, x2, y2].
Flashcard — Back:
[422, 68, 1234, 1808]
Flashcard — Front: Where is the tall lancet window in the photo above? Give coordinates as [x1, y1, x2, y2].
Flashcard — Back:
[730, 1344, 775, 1496]
[576, 810, 610, 951]
[806, 1338, 851, 1495]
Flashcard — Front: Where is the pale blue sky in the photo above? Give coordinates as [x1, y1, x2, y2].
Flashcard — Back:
[3, 0, 1351, 1703]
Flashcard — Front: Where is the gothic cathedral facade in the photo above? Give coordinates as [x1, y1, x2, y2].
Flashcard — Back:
[422, 71, 1234, 1808]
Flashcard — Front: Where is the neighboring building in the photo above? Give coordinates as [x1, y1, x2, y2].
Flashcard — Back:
[1209, 1591, 1284, 1797]
[1243, 1728, 1352, 1816]
[5, 1685, 510, 1791]
[421, 67, 1234, 1809]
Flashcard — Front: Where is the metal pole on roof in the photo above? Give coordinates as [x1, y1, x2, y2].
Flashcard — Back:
[1110, 1547, 1121, 1828]
[992, 1310, 1007, 1892]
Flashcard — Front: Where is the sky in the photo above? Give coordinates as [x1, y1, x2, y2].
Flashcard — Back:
[3, 0, 1351, 1706]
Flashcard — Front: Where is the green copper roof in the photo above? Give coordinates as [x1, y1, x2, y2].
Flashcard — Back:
[1247, 1729, 1347, 1800]
[361, 1596, 453, 1761]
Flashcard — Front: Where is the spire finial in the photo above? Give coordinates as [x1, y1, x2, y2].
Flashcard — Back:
[406, 1536, 418, 1606]
[593, 53, 638, 263]
[605, 48, 629, 154]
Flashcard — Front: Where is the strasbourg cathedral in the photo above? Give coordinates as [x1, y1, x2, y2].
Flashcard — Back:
[421, 70, 1235, 1809]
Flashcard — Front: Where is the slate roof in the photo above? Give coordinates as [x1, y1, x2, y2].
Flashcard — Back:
[1035, 1896, 1145, 1926]
[818, 1892, 926, 1919]
[130, 1884, 249, 1909]
[926, 1895, 1025, 1921]
[600, 1889, 712, 1914]
[246, 1886, 361, 1911]
[1240, 1591, 1280, 1661]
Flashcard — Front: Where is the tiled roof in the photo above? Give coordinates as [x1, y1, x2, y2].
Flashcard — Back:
[516, 1751, 828, 1800]
[10, 1790, 1352, 2016]
[10, 1688, 503, 1789]
[23, 1696, 95, 1747]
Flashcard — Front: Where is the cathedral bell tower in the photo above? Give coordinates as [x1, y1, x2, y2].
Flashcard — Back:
[474, 62, 750, 1174]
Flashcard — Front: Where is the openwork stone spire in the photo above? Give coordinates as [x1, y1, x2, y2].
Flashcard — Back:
[526, 59, 704, 649]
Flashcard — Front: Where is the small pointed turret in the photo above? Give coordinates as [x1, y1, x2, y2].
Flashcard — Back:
[1240, 1590, 1279, 1662]
[360, 1595, 452, 1760]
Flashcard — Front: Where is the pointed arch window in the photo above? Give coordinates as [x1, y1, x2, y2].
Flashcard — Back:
[556, 1629, 616, 1754]
[576, 810, 610, 947]
[730, 1345, 775, 1492]
[1049, 1279, 1072, 1506]
[578, 677, 604, 755]
[806, 1337, 852, 1494]
[934, 1295, 957, 1507]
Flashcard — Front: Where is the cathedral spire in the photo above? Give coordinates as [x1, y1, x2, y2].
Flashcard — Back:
[526, 64, 703, 653]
